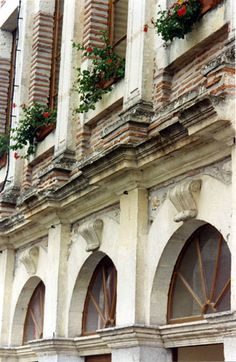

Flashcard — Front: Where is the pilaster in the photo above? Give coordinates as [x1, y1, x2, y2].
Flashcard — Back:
[118, 188, 148, 325]
[224, 336, 236, 362]
[123, 0, 154, 109]
[0, 245, 14, 345]
[43, 220, 70, 338]
[54, 0, 77, 156]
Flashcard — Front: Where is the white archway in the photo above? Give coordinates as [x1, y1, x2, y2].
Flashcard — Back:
[10, 276, 44, 346]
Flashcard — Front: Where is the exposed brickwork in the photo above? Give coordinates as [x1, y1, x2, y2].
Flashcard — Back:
[151, 27, 234, 135]
[83, 0, 109, 48]
[0, 58, 11, 133]
[29, 12, 54, 105]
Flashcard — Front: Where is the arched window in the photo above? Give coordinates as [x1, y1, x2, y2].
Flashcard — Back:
[23, 281, 45, 344]
[82, 256, 117, 335]
[168, 224, 231, 323]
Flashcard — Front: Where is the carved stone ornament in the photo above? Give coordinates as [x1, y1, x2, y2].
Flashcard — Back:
[168, 179, 202, 222]
[79, 219, 104, 252]
[19, 246, 39, 275]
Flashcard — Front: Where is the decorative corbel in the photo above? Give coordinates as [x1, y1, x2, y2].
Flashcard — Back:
[19, 246, 39, 275]
[168, 179, 202, 222]
[79, 219, 104, 252]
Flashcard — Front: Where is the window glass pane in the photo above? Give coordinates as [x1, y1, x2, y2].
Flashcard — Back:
[113, 0, 128, 57]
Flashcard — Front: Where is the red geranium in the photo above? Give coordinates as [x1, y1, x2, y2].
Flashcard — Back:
[86, 47, 93, 52]
[14, 152, 20, 160]
[177, 5, 187, 16]
[43, 112, 50, 118]
[106, 58, 113, 64]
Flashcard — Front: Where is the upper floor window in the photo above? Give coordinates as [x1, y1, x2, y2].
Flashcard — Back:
[49, 0, 64, 109]
[168, 224, 231, 323]
[108, 0, 128, 58]
[23, 281, 45, 344]
[82, 256, 117, 335]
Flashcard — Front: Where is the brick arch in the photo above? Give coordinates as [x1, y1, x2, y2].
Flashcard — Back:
[10, 276, 44, 346]
[68, 251, 117, 337]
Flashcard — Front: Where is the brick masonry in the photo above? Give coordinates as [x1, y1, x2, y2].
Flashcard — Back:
[83, 0, 109, 48]
[28, 11, 54, 105]
[0, 58, 10, 133]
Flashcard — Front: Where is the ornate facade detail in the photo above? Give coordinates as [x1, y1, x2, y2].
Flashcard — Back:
[168, 179, 202, 222]
[79, 218, 104, 252]
[19, 246, 40, 275]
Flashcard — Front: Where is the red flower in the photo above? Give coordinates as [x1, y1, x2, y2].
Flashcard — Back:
[86, 47, 93, 52]
[143, 24, 148, 32]
[43, 112, 50, 118]
[106, 58, 113, 64]
[14, 152, 20, 160]
[177, 5, 187, 16]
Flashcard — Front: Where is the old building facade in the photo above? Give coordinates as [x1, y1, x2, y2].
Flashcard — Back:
[0, 0, 235, 361]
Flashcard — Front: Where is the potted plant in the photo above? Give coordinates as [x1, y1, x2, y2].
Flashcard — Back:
[10, 103, 57, 158]
[73, 32, 125, 113]
[154, 0, 202, 42]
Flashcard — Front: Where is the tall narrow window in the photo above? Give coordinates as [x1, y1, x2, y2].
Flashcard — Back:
[6, 29, 17, 131]
[23, 282, 45, 344]
[168, 224, 231, 323]
[108, 0, 128, 58]
[82, 256, 117, 335]
[49, 0, 64, 110]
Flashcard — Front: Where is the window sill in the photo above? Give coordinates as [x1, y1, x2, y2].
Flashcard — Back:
[158, 2, 226, 69]
[83, 79, 124, 126]
[28, 128, 55, 164]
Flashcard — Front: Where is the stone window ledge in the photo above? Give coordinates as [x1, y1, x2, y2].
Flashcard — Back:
[157, 2, 227, 69]
[159, 310, 236, 348]
[82, 79, 124, 126]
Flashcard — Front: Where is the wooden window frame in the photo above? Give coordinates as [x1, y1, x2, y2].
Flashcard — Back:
[49, 0, 63, 110]
[167, 225, 231, 324]
[82, 256, 117, 336]
[23, 282, 45, 344]
[108, 0, 127, 51]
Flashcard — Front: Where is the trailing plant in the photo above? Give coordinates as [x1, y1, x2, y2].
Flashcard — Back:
[73, 32, 125, 113]
[154, 0, 202, 42]
[10, 103, 57, 158]
[0, 133, 9, 158]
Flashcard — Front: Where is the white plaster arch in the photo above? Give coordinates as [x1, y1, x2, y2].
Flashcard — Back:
[68, 251, 117, 337]
[67, 215, 119, 337]
[9, 276, 45, 346]
[148, 175, 231, 325]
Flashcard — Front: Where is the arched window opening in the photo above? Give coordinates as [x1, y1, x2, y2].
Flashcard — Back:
[82, 256, 117, 335]
[168, 224, 231, 323]
[23, 281, 45, 344]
